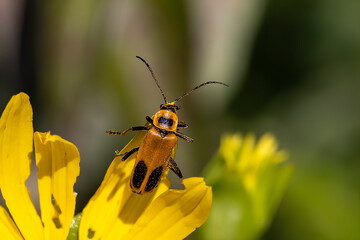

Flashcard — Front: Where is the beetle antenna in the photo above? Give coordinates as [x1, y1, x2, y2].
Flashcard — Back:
[174, 81, 229, 103]
[136, 56, 167, 103]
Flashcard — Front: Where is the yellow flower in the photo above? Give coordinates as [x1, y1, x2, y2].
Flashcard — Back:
[220, 133, 289, 193]
[0, 93, 80, 239]
[199, 133, 293, 240]
[0, 92, 213, 240]
[79, 125, 213, 240]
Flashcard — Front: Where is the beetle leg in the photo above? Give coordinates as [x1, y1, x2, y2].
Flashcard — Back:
[177, 121, 188, 130]
[174, 131, 194, 143]
[169, 157, 183, 178]
[115, 147, 139, 161]
[146, 116, 154, 126]
[106, 126, 149, 136]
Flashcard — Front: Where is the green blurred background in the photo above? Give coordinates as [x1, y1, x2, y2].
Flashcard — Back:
[0, 0, 359, 239]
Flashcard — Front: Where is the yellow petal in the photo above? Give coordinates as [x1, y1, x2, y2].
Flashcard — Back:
[122, 177, 212, 240]
[220, 134, 242, 169]
[79, 130, 171, 240]
[0, 92, 44, 239]
[253, 133, 277, 165]
[0, 205, 23, 240]
[237, 133, 255, 173]
[34, 131, 80, 240]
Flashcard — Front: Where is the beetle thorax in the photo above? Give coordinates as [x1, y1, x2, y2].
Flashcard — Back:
[153, 109, 178, 132]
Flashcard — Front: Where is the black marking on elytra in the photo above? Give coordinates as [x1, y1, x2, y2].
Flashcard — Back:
[132, 161, 147, 189]
[145, 166, 163, 192]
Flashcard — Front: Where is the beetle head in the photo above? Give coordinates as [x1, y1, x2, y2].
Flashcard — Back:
[159, 102, 179, 113]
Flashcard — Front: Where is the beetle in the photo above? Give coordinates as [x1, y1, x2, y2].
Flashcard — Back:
[106, 56, 228, 194]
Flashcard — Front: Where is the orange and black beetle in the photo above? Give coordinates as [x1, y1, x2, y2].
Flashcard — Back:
[107, 56, 228, 194]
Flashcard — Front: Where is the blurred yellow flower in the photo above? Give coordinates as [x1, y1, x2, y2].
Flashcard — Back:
[199, 133, 293, 240]
[79, 126, 213, 240]
[220, 133, 289, 193]
[0, 93, 212, 240]
[0, 93, 80, 239]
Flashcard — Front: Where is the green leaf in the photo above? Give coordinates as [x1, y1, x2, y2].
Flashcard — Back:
[67, 213, 82, 240]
